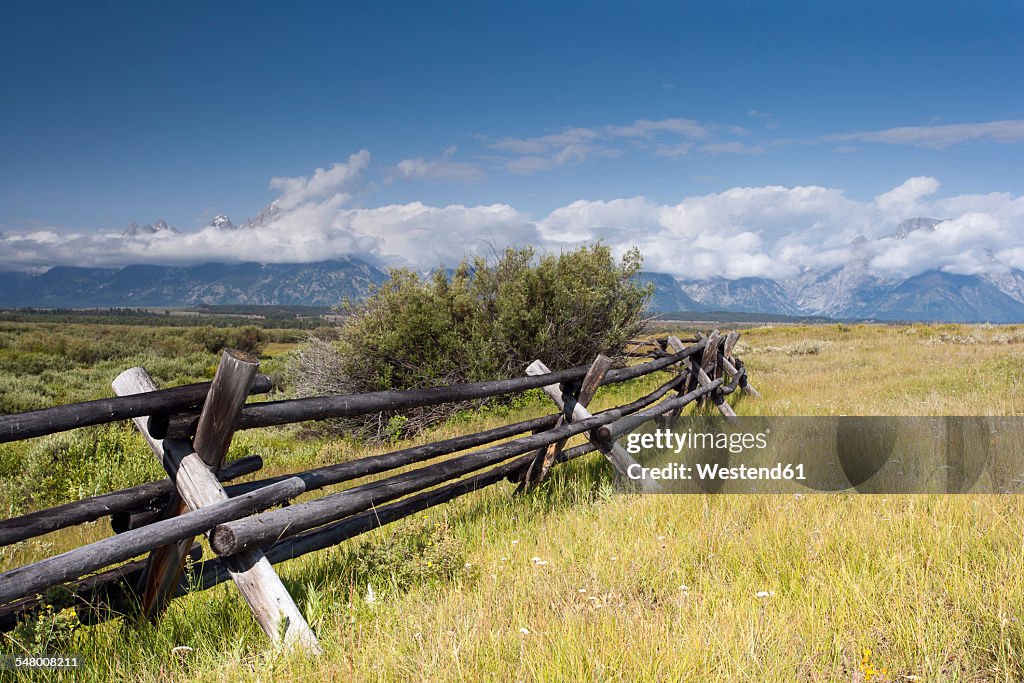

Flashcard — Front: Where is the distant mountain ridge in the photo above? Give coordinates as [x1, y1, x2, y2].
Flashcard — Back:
[0, 258, 386, 308]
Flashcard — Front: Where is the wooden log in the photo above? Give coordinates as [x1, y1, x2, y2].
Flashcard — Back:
[110, 367, 214, 620]
[130, 413, 561, 519]
[720, 354, 762, 398]
[0, 375, 272, 444]
[0, 544, 204, 633]
[700, 330, 721, 378]
[119, 358, 320, 652]
[0, 456, 262, 546]
[209, 372, 689, 557]
[152, 341, 708, 439]
[524, 354, 612, 487]
[526, 359, 656, 490]
[0, 369, 721, 632]
[110, 508, 164, 534]
[196, 378, 724, 592]
[0, 477, 304, 607]
[49, 377, 723, 615]
[129, 353, 262, 618]
[656, 367, 693, 428]
[668, 335, 737, 422]
[722, 331, 740, 359]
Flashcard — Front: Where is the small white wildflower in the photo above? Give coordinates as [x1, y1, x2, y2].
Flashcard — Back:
[519, 627, 530, 635]
[171, 645, 193, 656]
[464, 562, 472, 568]
[578, 588, 587, 593]
[755, 590, 776, 598]
[679, 584, 690, 592]
[511, 539, 519, 545]
[365, 583, 377, 604]
[531, 557, 548, 566]
[610, 556, 617, 561]
[657, 536, 666, 541]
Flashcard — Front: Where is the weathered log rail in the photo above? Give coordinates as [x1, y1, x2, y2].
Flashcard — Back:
[0, 329, 758, 651]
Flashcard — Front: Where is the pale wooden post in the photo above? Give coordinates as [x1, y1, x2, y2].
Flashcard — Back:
[526, 359, 659, 492]
[720, 331, 762, 398]
[113, 351, 321, 653]
[667, 335, 737, 422]
[522, 354, 612, 488]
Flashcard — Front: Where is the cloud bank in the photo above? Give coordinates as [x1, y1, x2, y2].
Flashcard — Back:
[826, 119, 1024, 149]
[3, 153, 1024, 283]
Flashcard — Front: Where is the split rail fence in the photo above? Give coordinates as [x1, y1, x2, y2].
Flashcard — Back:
[0, 330, 758, 652]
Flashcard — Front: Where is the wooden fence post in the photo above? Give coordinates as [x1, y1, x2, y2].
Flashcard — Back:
[522, 354, 613, 488]
[526, 359, 658, 492]
[667, 335, 738, 422]
[113, 352, 321, 653]
[720, 332, 762, 398]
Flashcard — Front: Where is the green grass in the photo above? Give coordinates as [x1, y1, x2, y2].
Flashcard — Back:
[3, 323, 1024, 681]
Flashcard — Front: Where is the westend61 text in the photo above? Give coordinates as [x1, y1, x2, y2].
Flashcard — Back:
[627, 462, 807, 481]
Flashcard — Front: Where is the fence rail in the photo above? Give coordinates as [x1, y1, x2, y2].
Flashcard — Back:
[0, 330, 758, 652]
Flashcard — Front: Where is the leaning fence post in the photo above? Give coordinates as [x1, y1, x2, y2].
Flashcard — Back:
[113, 351, 321, 653]
[526, 358, 658, 492]
[522, 354, 613, 488]
[666, 335, 738, 422]
[720, 332, 762, 398]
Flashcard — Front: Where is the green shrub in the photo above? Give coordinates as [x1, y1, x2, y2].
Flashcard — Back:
[293, 243, 651, 440]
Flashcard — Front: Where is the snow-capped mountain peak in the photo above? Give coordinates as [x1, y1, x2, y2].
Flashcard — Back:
[207, 214, 237, 231]
[891, 217, 944, 240]
[123, 220, 179, 237]
[242, 201, 281, 230]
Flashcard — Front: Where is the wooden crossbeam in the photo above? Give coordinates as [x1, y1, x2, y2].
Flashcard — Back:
[522, 354, 612, 488]
[526, 359, 659, 492]
[113, 352, 320, 653]
[667, 335, 737, 422]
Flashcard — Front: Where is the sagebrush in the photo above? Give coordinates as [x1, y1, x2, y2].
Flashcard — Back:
[293, 244, 652, 440]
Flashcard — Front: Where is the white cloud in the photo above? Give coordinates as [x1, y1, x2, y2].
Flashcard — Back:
[827, 119, 1024, 149]
[4, 160, 1024, 285]
[872, 176, 940, 215]
[698, 142, 765, 155]
[653, 143, 693, 159]
[268, 150, 370, 211]
[486, 116, 752, 174]
[394, 157, 485, 183]
[489, 128, 600, 155]
[607, 118, 713, 139]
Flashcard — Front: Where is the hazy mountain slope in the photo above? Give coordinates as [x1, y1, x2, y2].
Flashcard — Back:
[636, 272, 705, 312]
[862, 271, 1024, 323]
[678, 277, 798, 315]
[0, 259, 387, 307]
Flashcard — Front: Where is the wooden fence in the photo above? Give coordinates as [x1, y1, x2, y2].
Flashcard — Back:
[0, 331, 758, 653]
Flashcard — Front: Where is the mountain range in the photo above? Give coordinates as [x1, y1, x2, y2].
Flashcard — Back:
[644, 218, 1024, 322]
[0, 258, 386, 308]
[3, 217, 1024, 322]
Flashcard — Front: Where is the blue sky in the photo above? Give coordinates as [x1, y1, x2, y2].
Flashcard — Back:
[1, 1, 1023, 278]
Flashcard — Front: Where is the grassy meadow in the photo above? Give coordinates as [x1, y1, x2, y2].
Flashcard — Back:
[2, 319, 1024, 681]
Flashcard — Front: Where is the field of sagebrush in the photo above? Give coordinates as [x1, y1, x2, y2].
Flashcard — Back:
[2, 321, 1024, 681]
